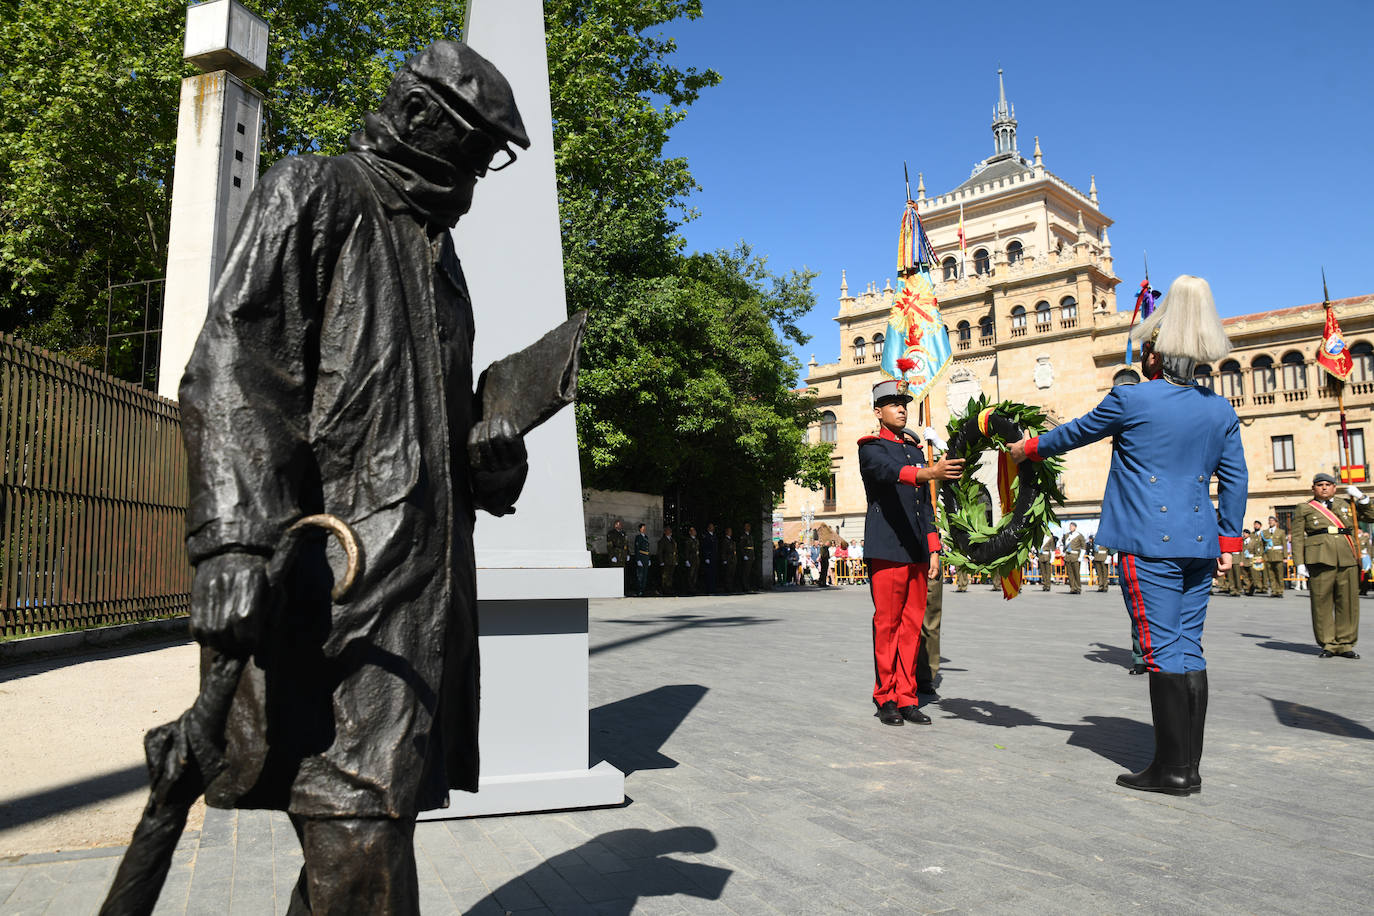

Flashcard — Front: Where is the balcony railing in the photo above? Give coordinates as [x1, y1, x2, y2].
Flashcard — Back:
[822, 499, 836, 512]
[1060, 317, 1078, 329]
[1282, 390, 1308, 403]
[1010, 326, 1026, 338]
[957, 339, 971, 351]
[1253, 393, 1275, 406]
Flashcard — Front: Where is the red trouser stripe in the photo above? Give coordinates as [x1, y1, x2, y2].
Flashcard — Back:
[1122, 555, 1155, 669]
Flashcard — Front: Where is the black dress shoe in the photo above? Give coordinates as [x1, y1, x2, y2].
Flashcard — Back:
[1319, 649, 1335, 658]
[875, 701, 905, 726]
[1129, 664, 1147, 675]
[898, 705, 932, 724]
[1338, 650, 1361, 659]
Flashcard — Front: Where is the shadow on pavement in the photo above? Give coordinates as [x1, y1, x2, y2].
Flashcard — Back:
[0, 633, 192, 683]
[938, 698, 1152, 767]
[1264, 697, 1374, 740]
[1254, 639, 1324, 656]
[468, 826, 730, 915]
[0, 763, 148, 830]
[591, 685, 708, 775]
[1083, 642, 1134, 668]
[590, 615, 777, 657]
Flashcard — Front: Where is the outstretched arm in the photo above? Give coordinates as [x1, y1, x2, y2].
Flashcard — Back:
[1011, 387, 1127, 464]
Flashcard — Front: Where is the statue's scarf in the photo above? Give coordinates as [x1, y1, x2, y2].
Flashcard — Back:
[350, 112, 471, 228]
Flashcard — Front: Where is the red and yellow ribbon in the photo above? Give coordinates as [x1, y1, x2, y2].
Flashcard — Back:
[978, 407, 1022, 600]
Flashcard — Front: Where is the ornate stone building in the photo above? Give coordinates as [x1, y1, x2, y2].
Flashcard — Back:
[777, 73, 1374, 543]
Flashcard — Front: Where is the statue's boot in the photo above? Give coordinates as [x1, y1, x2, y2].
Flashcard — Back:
[1185, 669, 1208, 794]
[1116, 671, 1191, 796]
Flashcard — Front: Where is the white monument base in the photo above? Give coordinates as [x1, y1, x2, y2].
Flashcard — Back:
[420, 572, 625, 820]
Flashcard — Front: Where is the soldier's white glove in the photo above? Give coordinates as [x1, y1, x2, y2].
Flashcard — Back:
[923, 426, 949, 452]
[1346, 484, 1368, 504]
[1297, 564, 1308, 578]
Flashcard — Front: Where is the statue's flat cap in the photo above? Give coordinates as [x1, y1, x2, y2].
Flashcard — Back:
[403, 40, 530, 150]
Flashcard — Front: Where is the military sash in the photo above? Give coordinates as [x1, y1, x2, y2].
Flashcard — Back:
[1307, 499, 1359, 561]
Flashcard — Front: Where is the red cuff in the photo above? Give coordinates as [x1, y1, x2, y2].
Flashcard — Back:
[928, 532, 942, 553]
[899, 465, 921, 486]
[1025, 436, 1043, 462]
[1218, 536, 1242, 554]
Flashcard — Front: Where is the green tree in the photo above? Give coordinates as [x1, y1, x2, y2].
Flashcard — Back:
[0, 0, 465, 368]
[546, 0, 831, 518]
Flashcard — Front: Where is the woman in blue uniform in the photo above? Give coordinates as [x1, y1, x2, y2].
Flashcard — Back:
[1011, 275, 1247, 795]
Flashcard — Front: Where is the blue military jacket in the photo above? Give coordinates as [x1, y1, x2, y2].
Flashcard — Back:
[1028, 379, 1247, 559]
[858, 427, 941, 565]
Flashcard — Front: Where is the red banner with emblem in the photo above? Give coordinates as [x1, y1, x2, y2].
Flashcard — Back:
[1316, 305, 1354, 382]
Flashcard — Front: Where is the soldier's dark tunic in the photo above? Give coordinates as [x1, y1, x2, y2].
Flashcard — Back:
[740, 529, 757, 591]
[721, 534, 738, 591]
[658, 534, 677, 594]
[181, 149, 525, 819]
[701, 528, 718, 593]
[681, 533, 700, 593]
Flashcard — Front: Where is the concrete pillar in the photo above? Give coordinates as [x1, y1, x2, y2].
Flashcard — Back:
[157, 0, 267, 399]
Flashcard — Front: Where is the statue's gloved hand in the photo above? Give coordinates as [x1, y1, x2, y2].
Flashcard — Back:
[469, 416, 529, 516]
[190, 552, 269, 655]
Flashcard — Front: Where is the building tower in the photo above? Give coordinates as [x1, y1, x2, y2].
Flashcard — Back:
[991, 68, 1018, 158]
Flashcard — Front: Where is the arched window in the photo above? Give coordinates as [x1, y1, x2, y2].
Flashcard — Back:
[973, 248, 990, 275]
[1006, 240, 1024, 264]
[1194, 363, 1214, 391]
[1060, 296, 1078, 320]
[819, 411, 837, 443]
[872, 332, 884, 359]
[1219, 359, 1243, 399]
[957, 320, 971, 341]
[942, 257, 958, 281]
[852, 336, 866, 364]
[1035, 300, 1051, 325]
[1251, 355, 1275, 393]
[1010, 305, 1027, 328]
[979, 316, 994, 339]
[1113, 369, 1141, 387]
[1352, 341, 1374, 382]
[1281, 351, 1307, 390]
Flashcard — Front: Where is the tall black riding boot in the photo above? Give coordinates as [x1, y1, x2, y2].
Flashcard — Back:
[1116, 671, 1192, 796]
[1185, 669, 1208, 794]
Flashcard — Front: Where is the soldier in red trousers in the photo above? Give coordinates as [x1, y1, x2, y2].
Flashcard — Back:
[859, 380, 963, 726]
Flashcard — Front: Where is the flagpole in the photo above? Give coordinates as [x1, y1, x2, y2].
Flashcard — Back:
[1321, 269, 1356, 481]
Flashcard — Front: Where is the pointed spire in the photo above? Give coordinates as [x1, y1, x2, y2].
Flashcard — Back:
[840, 269, 848, 297]
[1102, 227, 1111, 251]
[916, 172, 926, 202]
[884, 278, 892, 293]
[1089, 175, 1098, 206]
[1076, 210, 1085, 233]
[1032, 135, 1043, 173]
[990, 69, 1018, 157]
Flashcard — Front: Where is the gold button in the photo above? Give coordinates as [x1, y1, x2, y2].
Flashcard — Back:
[1150, 475, 1157, 483]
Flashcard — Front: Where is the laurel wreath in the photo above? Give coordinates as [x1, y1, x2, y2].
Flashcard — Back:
[937, 396, 1065, 578]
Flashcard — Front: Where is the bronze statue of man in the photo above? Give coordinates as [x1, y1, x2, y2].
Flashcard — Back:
[179, 41, 531, 913]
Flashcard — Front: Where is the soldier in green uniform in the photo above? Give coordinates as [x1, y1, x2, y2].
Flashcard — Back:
[632, 523, 652, 597]
[1261, 516, 1286, 597]
[657, 525, 677, 595]
[1064, 522, 1086, 594]
[1246, 522, 1267, 595]
[606, 519, 630, 596]
[682, 525, 700, 594]
[1039, 535, 1055, 591]
[721, 526, 738, 593]
[916, 570, 942, 697]
[1223, 551, 1243, 596]
[1292, 474, 1374, 658]
[740, 522, 758, 592]
[1093, 541, 1111, 592]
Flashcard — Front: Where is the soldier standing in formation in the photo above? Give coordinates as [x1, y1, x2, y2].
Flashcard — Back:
[633, 523, 651, 597]
[1093, 541, 1111, 592]
[1040, 535, 1056, 590]
[721, 526, 738, 592]
[607, 519, 628, 593]
[1063, 522, 1087, 594]
[701, 522, 718, 594]
[1291, 474, 1373, 658]
[954, 567, 969, 592]
[1261, 516, 1286, 597]
[1245, 522, 1267, 594]
[682, 525, 700, 595]
[657, 525, 677, 595]
[740, 522, 758, 592]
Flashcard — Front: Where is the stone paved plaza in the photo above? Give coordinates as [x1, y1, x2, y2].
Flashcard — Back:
[2, 584, 1372, 914]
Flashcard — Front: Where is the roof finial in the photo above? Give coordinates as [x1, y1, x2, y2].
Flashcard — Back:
[916, 172, 926, 201]
[1033, 135, 1042, 167]
[991, 69, 1018, 156]
[840, 269, 848, 297]
[1089, 174, 1098, 206]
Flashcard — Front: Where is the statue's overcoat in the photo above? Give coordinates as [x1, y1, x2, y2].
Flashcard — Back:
[181, 151, 522, 818]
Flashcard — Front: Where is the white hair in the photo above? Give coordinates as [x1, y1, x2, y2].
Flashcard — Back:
[1130, 274, 1232, 363]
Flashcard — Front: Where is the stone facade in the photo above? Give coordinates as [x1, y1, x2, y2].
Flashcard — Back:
[779, 74, 1374, 543]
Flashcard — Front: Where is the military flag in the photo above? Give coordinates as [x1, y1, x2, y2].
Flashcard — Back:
[883, 204, 952, 405]
[1124, 259, 1158, 365]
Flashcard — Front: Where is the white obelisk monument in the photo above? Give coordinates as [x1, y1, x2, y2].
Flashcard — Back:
[423, 0, 625, 818]
[157, 0, 267, 399]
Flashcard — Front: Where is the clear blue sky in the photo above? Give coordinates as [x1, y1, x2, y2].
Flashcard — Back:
[659, 0, 1374, 365]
